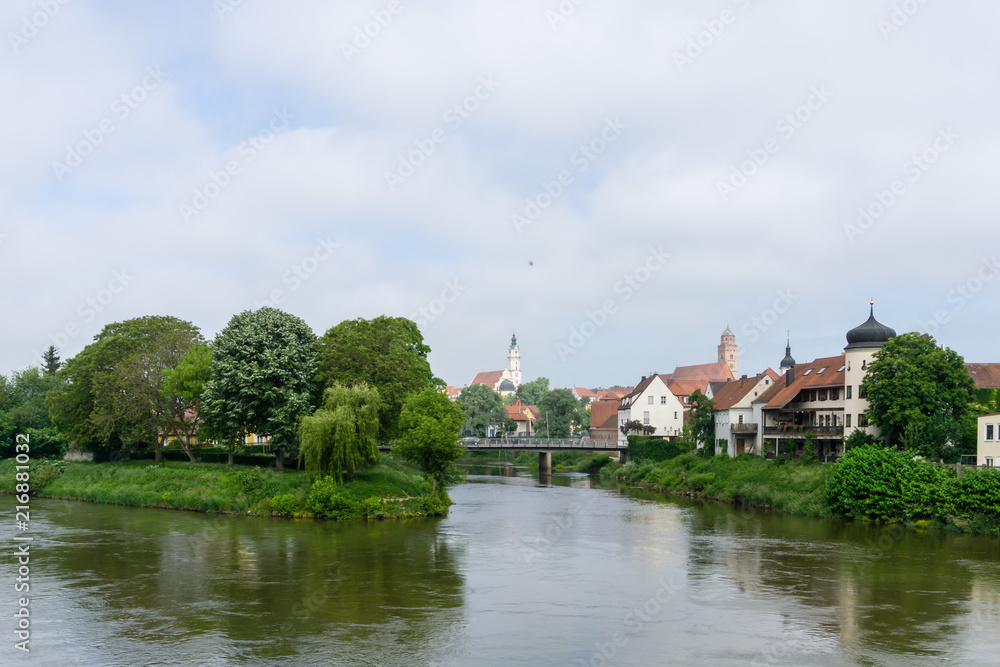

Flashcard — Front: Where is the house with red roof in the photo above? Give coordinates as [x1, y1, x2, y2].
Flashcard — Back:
[711, 370, 779, 456]
[617, 375, 686, 447]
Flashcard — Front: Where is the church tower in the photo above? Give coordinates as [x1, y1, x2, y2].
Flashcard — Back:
[718, 327, 738, 375]
[843, 302, 896, 440]
[507, 331, 522, 387]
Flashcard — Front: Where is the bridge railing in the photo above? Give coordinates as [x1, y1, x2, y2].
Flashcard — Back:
[464, 437, 625, 450]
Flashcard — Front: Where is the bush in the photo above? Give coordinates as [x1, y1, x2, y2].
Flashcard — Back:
[307, 478, 361, 519]
[825, 445, 951, 521]
[269, 493, 302, 516]
[939, 468, 1000, 525]
[579, 455, 613, 474]
[627, 436, 687, 463]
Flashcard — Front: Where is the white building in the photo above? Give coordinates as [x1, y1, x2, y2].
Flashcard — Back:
[617, 375, 686, 447]
[712, 371, 779, 456]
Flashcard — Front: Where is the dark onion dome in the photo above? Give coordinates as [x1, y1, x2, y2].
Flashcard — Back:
[780, 340, 796, 369]
[845, 304, 896, 349]
[498, 379, 516, 392]
[511, 331, 517, 347]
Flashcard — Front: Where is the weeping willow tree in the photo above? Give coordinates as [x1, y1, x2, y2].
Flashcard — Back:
[299, 384, 381, 483]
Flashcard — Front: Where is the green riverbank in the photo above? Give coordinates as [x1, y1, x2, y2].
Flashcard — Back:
[596, 447, 1000, 535]
[0, 457, 449, 520]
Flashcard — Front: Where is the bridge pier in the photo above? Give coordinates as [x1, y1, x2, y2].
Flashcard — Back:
[538, 451, 552, 475]
[619, 449, 628, 465]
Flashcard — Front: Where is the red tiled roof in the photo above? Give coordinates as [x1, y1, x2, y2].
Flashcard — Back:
[966, 363, 1000, 389]
[711, 372, 777, 410]
[759, 354, 846, 410]
[589, 398, 621, 431]
[666, 379, 707, 398]
[575, 387, 597, 399]
[666, 361, 736, 383]
[471, 370, 504, 389]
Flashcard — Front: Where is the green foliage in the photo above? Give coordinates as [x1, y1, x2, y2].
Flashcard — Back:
[844, 429, 877, 451]
[863, 332, 977, 459]
[825, 445, 952, 521]
[535, 388, 584, 437]
[516, 377, 550, 406]
[801, 434, 817, 464]
[298, 384, 381, 483]
[938, 468, 1000, 531]
[457, 383, 509, 437]
[317, 316, 437, 441]
[0, 366, 68, 459]
[200, 308, 318, 454]
[231, 466, 275, 501]
[46, 316, 204, 455]
[42, 346, 61, 376]
[578, 454, 613, 474]
[689, 389, 715, 448]
[269, 493, 302, 516]
[627, 435, 686, 463]
[307, 477, 361, 519]
[394, 387, 466, 492]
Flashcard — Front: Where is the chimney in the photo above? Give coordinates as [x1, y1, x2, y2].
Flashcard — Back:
[786, 367, 795, 386]
[741, 374, 747, 386]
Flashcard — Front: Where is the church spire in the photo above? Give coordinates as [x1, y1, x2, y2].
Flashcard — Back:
[511, 330, 517, 348]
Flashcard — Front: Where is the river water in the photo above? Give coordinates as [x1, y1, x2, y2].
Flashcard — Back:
[4, 465, 1000, 666]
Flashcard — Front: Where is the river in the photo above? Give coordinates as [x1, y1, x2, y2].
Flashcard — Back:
[4, 464, 1000, 666]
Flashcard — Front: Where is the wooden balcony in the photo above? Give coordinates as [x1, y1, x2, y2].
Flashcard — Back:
[763, 425, 844, 437]
[730, 423, 758, 434]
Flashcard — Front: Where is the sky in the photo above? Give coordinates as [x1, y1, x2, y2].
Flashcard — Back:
[2, 0, 998, 390]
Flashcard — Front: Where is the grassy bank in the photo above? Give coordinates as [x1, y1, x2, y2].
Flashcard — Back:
[0, 456, 448, 520]
[597, 447, 1000, 534]
[599, 454, 833, 517]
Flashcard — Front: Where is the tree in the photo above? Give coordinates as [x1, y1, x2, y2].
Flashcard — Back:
[0, 367, 67, 459]
[394, 387, 466, 494]
[46, 316, 203, 457]
[689, 389, 715, 452]
[536, 389, 583, 438]
[317, 316, 438, 442]
[201, 308, 318, 469]
[863, 332, 976, 460]
[298, 384, 381, 483]
[42, 346, 61, 376]
[516, 377, 550, 406]
[620, 419, 655, 437]
[458, 384, 509, 437]
[160, 343, 212, 463]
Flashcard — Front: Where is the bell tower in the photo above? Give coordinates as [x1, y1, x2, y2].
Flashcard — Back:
[507, 331, 522, 387]
[718, 327, 738, 374]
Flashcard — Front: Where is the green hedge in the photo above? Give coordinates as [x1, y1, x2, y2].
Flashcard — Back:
[627, 436, 687, 463]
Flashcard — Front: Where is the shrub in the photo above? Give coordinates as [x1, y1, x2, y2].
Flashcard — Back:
[359, 496, 384, 518]
[306, 477, 360, 519]
[579, 455, 613, 474]
[269, 494, 302, 516]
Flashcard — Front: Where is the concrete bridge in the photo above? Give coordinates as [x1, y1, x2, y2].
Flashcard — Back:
[463, 436, 626, 474]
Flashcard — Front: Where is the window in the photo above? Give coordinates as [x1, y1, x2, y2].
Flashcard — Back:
[810, 390, 817, 401]
[845, 414, 851, 428]
[859, 387, 868, 399]
[648, 395, 654, 405]
[738, 415, 744, 424]
[986, 457, 994, 468]
[643, 411, 650, 425]
[818, 367, 827, 374]
[803, 369, 813, 376]
[859, 414, 868, 427]
[820, 390, 827, 401]
[829, 388, 839, 401]
[987, 424, 995, 441]
[683, 396, 689, 404]
[661, 396, 667, 404]
[674, 411, 678, 419]
[846, 386, 852, 399]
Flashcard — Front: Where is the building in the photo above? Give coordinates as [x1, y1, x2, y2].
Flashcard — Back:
[505, 400, 538, 437]
[843, 303, 896, 440]
[718, 327, 738, 375]
[589, 398, 622, 448]
[469, 331, 523, 398]
[976, 413, 1000, 467]
[617, 375, 686, 447]
[711, 370, 779, 456]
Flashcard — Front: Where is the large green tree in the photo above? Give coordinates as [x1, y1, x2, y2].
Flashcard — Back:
[516, 377, 550, 406]
[298, 384, 381, 483]
[394, 387, 466, 493]
[458, 384, 511, 437]
[689, 389, 716, 453]
[46, 316, 203, 457]
[317, 316, 438, 442]
[0, 367, 66, 459]
[200, 308, 318, 469]
[862, 332, 976, 461]
[160, 343, 213, 463]
[535, 389, 583, 438]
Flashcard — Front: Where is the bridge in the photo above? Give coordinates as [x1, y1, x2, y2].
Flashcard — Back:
[463, 436, 626, 474]
[380, 436, 626, 473]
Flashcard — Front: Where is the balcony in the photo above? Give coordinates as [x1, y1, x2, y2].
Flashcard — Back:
[763, 425, 844, 437]
[730, 423, 758, 434]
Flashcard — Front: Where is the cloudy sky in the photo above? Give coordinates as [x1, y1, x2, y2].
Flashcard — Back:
[2, 0, 998, 389]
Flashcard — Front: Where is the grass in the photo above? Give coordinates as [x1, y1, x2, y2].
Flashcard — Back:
[0, 455, 440, 520]
[599, 454, 834, 518]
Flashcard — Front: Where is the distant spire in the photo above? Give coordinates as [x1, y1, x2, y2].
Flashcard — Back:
[780, 334, 796, 370]
[511, 330, 517, 348]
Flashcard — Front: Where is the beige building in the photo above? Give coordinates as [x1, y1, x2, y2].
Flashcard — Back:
[977, 413, 1000, 467]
